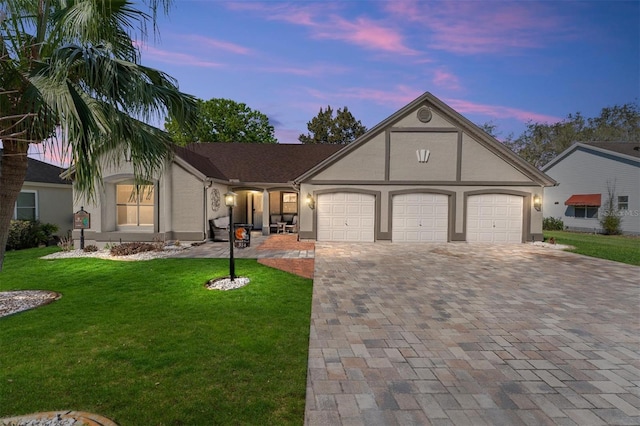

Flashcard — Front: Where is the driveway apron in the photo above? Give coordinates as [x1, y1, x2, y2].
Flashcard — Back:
[305, 242, 640, 425]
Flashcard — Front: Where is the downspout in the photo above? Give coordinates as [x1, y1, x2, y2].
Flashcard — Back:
[204, 180, 212, 240]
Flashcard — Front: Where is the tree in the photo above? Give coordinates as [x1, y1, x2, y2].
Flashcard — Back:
[165, 98, 277, 144]
[0, 0, 196, 271]
[299, 106, 367, 144]
[502, 103, 640, 168]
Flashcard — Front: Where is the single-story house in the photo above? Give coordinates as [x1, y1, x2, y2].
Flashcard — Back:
[542, 142, 640, 235]
[0, 150, 73, 236]
[71, 92, 555, 246]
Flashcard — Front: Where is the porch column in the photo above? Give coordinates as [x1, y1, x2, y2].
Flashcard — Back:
[262, 189, 270, 235]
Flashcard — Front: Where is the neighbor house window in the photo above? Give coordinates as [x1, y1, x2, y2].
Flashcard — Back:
[282, 193, 297, 213]
[618, 196, 629, 210]
[573, 206, 598, 219]
[116, 184, 154, 226]
[13, 191, 37, 221]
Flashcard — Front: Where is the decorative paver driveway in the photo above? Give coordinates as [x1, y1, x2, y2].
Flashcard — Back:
[305, 243, 640, 425]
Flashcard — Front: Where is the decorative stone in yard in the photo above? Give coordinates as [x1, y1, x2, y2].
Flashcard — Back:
[0, 291, 61, 318]
[205, 277, 250, 291]
[0, 410, 117, 426]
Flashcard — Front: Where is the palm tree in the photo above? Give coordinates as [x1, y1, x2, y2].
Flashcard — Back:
[0, 0, 196, 270]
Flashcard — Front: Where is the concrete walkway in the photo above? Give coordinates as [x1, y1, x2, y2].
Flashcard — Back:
[305, 242, 640, 425]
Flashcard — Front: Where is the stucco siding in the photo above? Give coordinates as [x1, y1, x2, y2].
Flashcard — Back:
[389, 132, 458, 181]
[171, 163, 205, 233]
[312, 133, 386, 181]
[543, 149, 640, 234]
[206, 183, 230, 222]
[460, 134, 529, 182]
[393, 107, 455, 128]
[300, 183, 542, 241]
[21, 183, 73, 236]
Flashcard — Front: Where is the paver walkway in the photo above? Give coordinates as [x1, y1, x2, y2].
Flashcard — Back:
[305, 242, 640, 425]
[172, 233, 315, 278]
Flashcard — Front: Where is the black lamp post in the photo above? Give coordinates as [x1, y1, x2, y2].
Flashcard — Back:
[224, 191, 237, 280]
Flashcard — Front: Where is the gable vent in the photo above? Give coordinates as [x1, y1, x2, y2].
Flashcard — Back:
[417, 107, 432, 123]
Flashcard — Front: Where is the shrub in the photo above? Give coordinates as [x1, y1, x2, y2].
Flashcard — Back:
[543, 217, 564, 231]
[6, 220, 59, 250]
[57, 236, 74, 252]
[83, 244, 99, 253]
[110, 242, 159, 256]
[600, 214, 622, 235]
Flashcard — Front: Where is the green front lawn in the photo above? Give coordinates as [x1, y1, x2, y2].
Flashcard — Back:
[0, 248, 312, 425]
[544, 230, 640, 266]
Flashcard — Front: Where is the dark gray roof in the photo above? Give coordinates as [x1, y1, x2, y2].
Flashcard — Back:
[175, 143, 344, 183]
[0, 150, 70, 185]
[584, 142, 640, 158]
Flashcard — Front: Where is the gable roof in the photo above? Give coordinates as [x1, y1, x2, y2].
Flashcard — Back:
[0, 150, 70, 185]
[583, 142, 640, 158]
[295, 92, 556, 186]
[541, 142, 640, 172]
[175, 143, 344, 184]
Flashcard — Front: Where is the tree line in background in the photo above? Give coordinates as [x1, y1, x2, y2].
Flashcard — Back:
[298, 106, 367, 144]
[166, 101, 368, 145]
[482, 103, 640, 168]
[171, 98, 638, 168]
[165, 98, 277, 144]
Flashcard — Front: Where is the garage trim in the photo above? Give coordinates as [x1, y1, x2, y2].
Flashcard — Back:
[388, 189, 455, 242]
[463, 189, 532, 242]
[309, 188, 381, 241]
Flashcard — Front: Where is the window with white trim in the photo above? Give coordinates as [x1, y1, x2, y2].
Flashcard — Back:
[618, 196, 629, 210]
[13, 191, 38, 221]
[116, 184, 154, 226]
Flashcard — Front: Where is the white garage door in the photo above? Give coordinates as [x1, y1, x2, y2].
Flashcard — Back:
[392, 193, 449, 242]
[317, 193, 375, 242]
[467, 194, 523, 243]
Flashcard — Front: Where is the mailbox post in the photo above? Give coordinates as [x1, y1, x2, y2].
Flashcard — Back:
[73, 207, 91, 249]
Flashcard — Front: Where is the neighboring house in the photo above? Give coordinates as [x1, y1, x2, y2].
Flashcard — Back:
[542, 142, 640, 235]
[71, 92, 555, 246]
[0, 150, 73, 236]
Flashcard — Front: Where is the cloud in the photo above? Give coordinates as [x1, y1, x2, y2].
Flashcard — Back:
[177, 34, 253, 55]
[227, 2, 419, 56]
[258, 63, 350, 77]
[313, 16, 419, 56]
[433, 68, 462, 91]
[306, 85, 422, 107]
[138, 44, 224, 68]
[385, 0, 574, 54]
[445, 98, 562, 124]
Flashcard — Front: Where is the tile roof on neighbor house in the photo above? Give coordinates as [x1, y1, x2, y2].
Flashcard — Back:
[174, 143, 344, 184]
[0, 150, 69, 185]
[584, 142, 640, 158]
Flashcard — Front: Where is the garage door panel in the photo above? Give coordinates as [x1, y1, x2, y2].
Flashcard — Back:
[467, 194, 523, 243]
[392, 193, 449, 242]
[317, 193, 375, 242]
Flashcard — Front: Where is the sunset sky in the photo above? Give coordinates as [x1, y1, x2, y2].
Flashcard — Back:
[28, 0, 639, 165]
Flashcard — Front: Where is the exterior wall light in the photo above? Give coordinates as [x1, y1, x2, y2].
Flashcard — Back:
[305, 193, 315, 210]
[224, 191, 237, 280]
[533, 194, 542, 211]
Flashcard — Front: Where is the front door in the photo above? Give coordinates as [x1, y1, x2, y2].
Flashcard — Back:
[252, 193, 263, 230]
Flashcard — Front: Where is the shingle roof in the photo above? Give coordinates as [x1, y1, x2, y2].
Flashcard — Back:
[175, 143, 344, 183]
[584, 142, 640, 158]
[0, 150, 70, 185]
